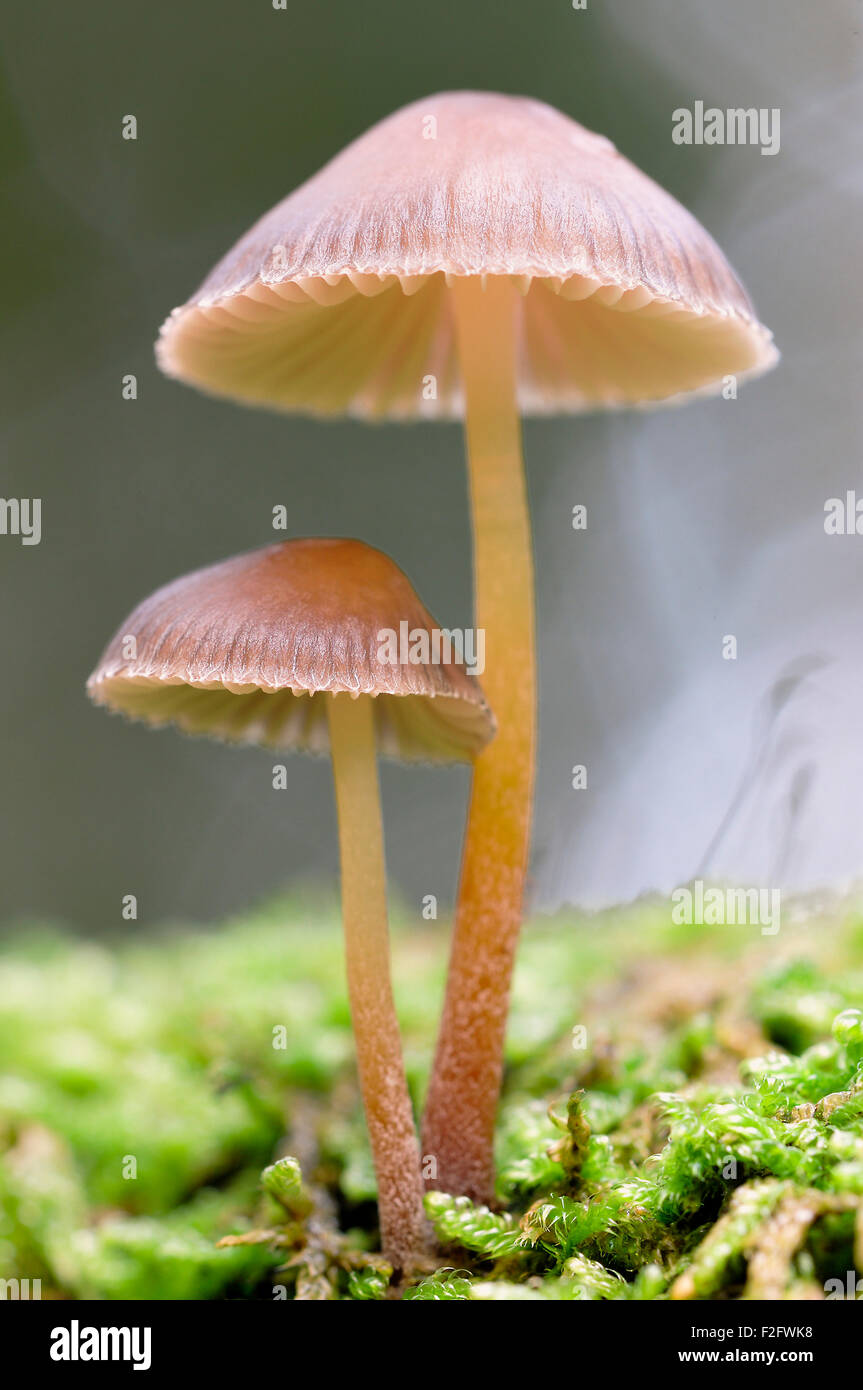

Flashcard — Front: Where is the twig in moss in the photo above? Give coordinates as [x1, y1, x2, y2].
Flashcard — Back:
[744, 1189, 859, 1300]
[670, 1180, 791, 1300]
[548, 1090, 591, 1184]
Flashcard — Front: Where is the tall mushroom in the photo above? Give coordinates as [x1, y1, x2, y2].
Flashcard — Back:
[156, 91, 778, 1201]
[86, 536, 494, 1270]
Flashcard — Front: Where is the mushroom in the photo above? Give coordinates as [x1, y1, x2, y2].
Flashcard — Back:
[155, 91, 778, 1201]
[86, 536, 494, 1270]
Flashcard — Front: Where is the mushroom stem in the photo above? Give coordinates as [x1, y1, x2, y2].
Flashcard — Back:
[326, 692, 429, 1270]
[422, 276, 536, 1202]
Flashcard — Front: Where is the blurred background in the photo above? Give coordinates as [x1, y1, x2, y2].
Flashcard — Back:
[1, 0, 860, 935]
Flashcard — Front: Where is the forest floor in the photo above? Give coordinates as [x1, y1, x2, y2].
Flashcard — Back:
[1, 890, 862, 1300]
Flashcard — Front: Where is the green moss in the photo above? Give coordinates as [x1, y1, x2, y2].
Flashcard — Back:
[1, 892, 863, 1299]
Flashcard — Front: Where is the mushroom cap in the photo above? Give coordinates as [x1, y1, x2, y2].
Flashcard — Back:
[157, 90, 777, 420]
[87, 538, 494, 763]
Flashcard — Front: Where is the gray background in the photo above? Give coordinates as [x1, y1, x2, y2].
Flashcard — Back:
[1, 0, 860, 933]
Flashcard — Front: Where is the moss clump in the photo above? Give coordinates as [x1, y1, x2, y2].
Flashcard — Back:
[1, 893, 862, 1299]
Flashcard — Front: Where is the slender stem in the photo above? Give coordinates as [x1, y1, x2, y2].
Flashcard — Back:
[327, 692, 428, 1270]
[421, 276, 536, 1202]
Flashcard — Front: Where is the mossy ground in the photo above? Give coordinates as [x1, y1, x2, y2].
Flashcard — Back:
[1, 893, 862, 1300]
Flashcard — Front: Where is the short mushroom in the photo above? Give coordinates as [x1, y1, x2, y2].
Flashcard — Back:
[86, 536, 494, 1271]
[156, 91, 778, 1200]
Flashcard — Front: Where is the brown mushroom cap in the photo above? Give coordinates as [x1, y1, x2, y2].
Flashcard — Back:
[87, 538, 494, 762]
[157, 90, 777, 420]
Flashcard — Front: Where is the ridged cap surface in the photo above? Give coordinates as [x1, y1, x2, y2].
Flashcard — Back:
[157, 91, 777, 419]
[87, 538, 494, 762]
